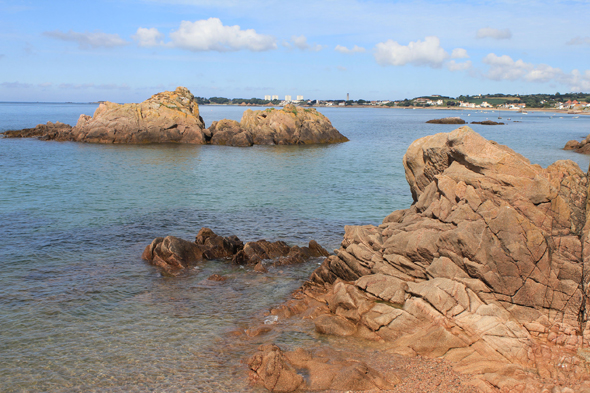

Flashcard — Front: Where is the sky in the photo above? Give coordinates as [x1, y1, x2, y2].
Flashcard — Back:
[1, 0, 589, 102]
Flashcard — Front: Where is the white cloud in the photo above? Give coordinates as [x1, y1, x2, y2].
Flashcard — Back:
[38, 82, 52, 87]
[43, 30, 129, 49]
[169, 18, 276, 52]
[57, 83, 131, 90]
[450, 48, 469, 59]
[481, 52, 590, 90]
[335, 44, 366, 54]
[482, 53, 562, 82]
[447, 60, 472, 72]
[337, 66, 347, 72]
[374, 36, 449, 68]
[561, 69, 590, 91]
[567, 36, 590, 45]
[291, 35, 324, 52]
[133, 27, 164, 47]
[476, 27, 512, 40]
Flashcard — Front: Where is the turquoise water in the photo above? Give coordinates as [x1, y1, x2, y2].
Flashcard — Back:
[1, 103, 589, 392]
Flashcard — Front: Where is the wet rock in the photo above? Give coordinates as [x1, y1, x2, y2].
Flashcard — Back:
[2, 121, 72, 139]
[143, 228, 329, 275]
[207, 274, 227, 282]
[426, 117, 466, 124]
[248, 344, 399, 392]
[304, 127, 590, 390]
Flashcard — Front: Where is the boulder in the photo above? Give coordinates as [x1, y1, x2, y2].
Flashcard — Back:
[426, 117, 466, 124]
[207, 119, 253, 147]
[564, 134, 590, 154]
[306, 127, 590, 390]
[239, 105, 349, 145]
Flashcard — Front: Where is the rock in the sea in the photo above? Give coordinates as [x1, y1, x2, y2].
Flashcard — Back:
[426, 117, 466, 124]
[3, 90, 349, 147]
[142, 227, 329, 275]
[2, 121, 72, 139]
[564, 134, 590, 154]
[305, 126, 590, 391]
[471, 120, 504, 125]
[236, 105, 349, 145]
[248, 344, 399, 392]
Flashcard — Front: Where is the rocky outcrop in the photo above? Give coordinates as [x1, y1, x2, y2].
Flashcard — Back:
[232, 105, 349, 145]
[248, 344, 399, 392]
[471, 120, 504, 125]
[3, 91, 348, 146]
[142, 227, 329, 275]
[300, 127, 590, 391]
[69, 87, 207, 143]
[564, 135, 590, 154]
[426, 117, 466, 124]
[2, 121, 72, 139]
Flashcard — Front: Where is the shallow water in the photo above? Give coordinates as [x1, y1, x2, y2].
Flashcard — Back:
[1, 103, 589, 392]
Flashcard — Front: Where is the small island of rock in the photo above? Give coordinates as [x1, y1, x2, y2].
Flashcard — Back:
[426, 117, 466, 124]
[2, 87, 349, 146]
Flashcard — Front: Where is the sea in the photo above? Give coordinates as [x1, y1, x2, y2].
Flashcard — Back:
[1, 103, 589, 392]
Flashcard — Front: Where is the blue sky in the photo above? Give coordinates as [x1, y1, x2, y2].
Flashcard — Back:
[1, 0, 589, 102]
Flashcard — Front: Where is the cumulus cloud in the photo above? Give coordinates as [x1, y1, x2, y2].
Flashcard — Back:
[482, 53, 562, 82]
[335, 44, 366, 54]
[290, 35, 324, 51]
[43, 30, 129, 49]
[374, 36, 449, 68]
[450, 48, 469, 59]
[480, 53, 590, 90]
[447, 60, 473, 72]
[476, 27, 512, 40]
[169, 18, 276, 52]
[133, 27, 164, 47]
[567, 36, 590, 45]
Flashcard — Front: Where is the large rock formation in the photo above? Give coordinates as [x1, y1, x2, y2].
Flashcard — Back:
[67, 87, 206, 143]
[264, 127, 589, 392]
[207, 105, 349, 146]
[142, 227, 329, 276]
[3, 90, 349, 146]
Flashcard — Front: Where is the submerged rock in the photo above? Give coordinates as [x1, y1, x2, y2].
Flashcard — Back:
[142, 227, 329, 276]
[426, 117, 466, 124]
[288, 126, 590, 391]
[248, 344, 399, 392]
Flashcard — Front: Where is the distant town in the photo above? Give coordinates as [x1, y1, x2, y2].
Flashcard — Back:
[195, 92, 590, 110]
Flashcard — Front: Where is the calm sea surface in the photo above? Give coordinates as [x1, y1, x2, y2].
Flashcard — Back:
[1, 103, 589, 392]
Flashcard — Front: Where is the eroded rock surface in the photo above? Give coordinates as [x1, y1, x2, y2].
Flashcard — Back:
[302, 127, 590, 391]
[142, 227, 329, 276]
[248, 344, 399, 392]
[206, 105, 349, 146]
